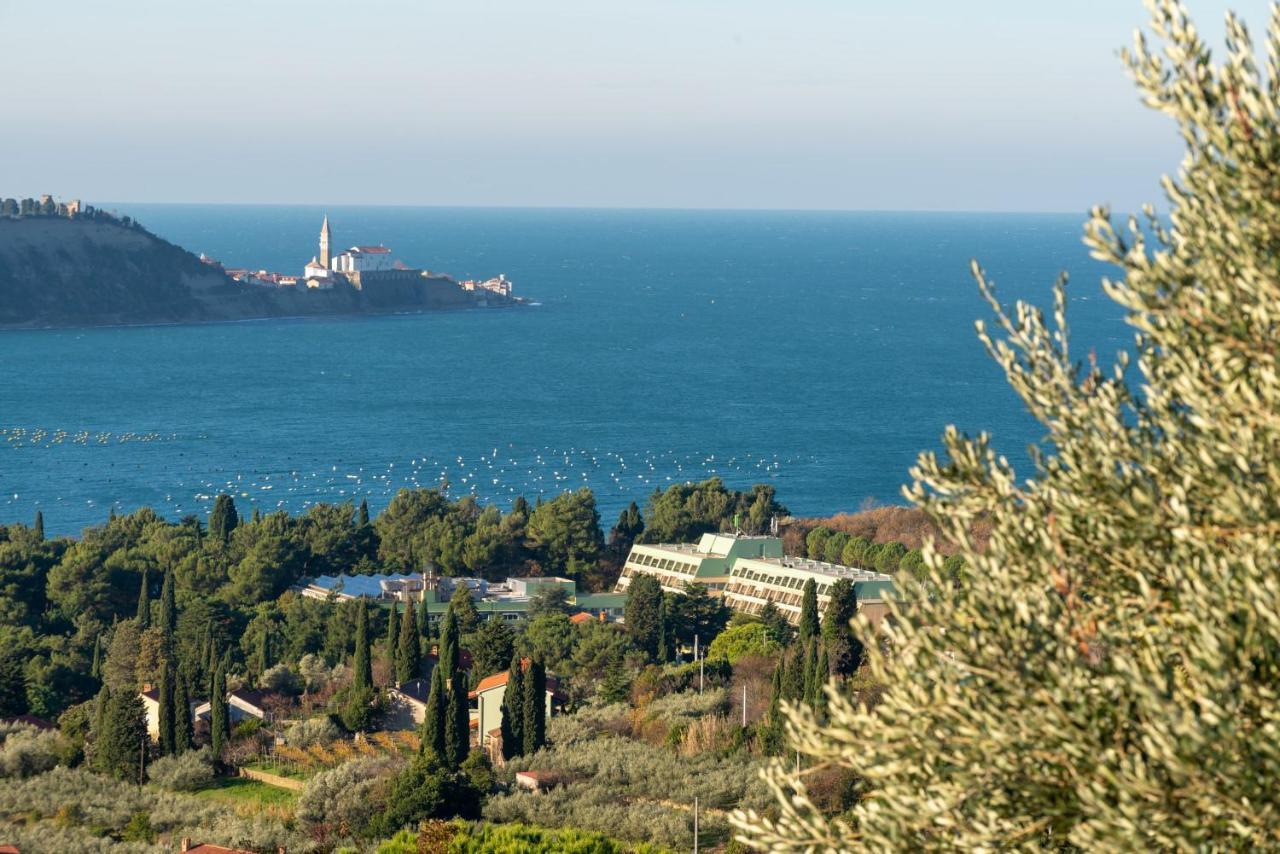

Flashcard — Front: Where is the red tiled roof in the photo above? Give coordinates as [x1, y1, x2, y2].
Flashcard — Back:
[569, 612, 594, 624]
[185, 845, 254, 854]
[0, 844, 21, 853]
[469, 661, 561, 699]
[353, 245, 390, 253]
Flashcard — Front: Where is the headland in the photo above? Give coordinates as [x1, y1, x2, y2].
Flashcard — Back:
[0, 195, 523, 330]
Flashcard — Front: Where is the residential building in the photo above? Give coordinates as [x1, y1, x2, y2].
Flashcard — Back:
[192, 688, 271, 727]
[617, 533, 897, 625]
[470, 661, 564, 759]
[384, 678, 431, 731]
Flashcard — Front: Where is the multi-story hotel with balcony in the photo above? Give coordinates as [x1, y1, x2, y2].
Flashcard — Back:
[616, 532, 897, 625]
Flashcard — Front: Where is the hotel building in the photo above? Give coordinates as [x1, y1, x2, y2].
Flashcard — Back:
[616, 532, 896, 625]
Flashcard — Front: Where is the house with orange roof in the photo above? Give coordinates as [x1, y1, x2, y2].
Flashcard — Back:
[468, 661, 565, 757]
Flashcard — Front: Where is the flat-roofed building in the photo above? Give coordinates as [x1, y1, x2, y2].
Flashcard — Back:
[615, 533, 783, 595]
[723, 554, 896, 626]
[618, 533, 896, 625]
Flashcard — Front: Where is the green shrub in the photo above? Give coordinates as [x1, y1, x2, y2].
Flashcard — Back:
[146, 747, 215, 792]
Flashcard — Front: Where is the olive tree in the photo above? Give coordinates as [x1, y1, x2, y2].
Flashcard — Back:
[735, 2, 1280, 849]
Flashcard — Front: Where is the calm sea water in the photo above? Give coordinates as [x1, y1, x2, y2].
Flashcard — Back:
[0, 206, 1128, 536]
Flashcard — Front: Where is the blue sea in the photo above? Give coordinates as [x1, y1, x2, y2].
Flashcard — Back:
[0, 206, 1129, 536]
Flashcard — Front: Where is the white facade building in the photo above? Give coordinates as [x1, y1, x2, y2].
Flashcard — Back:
[332, 246, 394, 273]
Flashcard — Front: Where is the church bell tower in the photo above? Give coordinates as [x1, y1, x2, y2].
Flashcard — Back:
[319, 215, 332, 268]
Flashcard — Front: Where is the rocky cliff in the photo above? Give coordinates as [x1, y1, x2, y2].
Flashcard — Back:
[0, 216, 509, 329]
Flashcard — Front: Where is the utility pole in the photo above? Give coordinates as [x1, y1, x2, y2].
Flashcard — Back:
[693, 796, 699, 854]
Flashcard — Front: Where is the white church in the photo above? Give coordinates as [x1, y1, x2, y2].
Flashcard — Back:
[302, 215, 398, 288]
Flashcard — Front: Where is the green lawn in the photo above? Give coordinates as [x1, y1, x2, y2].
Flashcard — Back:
[192, 777, 298, 807]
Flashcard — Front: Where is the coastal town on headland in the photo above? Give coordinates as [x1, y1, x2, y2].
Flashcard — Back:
[0, 195, 525, 329]
[201, 215, 515, 302]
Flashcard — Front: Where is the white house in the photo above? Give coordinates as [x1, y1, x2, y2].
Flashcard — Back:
[140, 688, 198, 741]
[383, 678, 431, 731]
[193, 688, 271, 727]
[469, 661, 563, 758]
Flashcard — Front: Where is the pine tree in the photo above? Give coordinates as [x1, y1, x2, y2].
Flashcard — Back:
[448, 583, 480, 634]
[397, 599, 422, 684]
[353, 599, 372, 693]
[32, 510, 43, 541]
[525, 659, 548, 755]
[502, 654, 525, 760]
[173, 676, 192, 754]
[420, 667, 446, 761]
[209, 661, 228, 760]
[136, 568, 150, 629]
[386, 602, 399, 678]
[797, 579, 819, 645]
[158, 660, 176, 755]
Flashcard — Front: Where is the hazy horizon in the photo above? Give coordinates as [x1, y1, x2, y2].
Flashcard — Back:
[2, 0, 1269, 212]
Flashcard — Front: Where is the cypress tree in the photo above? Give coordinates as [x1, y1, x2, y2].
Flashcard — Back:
[769, 657, 784, 720]
[797, 579, 819, 644]
[798, 640, 819, 706]
[91, 635, 103, 681]
[358, 498, 370, 527]
[102, 688, 147, 782]
[32, 510, 43, 541]
[210, 661, 228, 760]
[438, 607, 459, 676]
[782, 645, 805, 702]
[251, 506, 261, 523]
[159, 570, 176, 640]
[257, 629, 271, 681]
[173, 676, 192, 754]
[813, 642, 831, 716]
[503, 654, 525, 759]
[353, 599, 372, 692]
[656, 597, 672, 663]
[91, 685, 110, 772]
[136, 568, 150, 629]
[397, 599, 421, 684]
[416, 595, 430, 641]
[522, 659, 547, 755]
[158, 660, 176, 755]
[446, 670, 469, 768]
[420, 666, 446, 761]
[208, 494, 239, 543]
[386, 602, 399, 677]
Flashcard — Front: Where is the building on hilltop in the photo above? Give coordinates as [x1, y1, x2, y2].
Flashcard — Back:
[616, 532, 897, 626]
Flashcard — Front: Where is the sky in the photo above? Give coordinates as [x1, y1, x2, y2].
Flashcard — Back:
[0, 0, 1271, 212]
